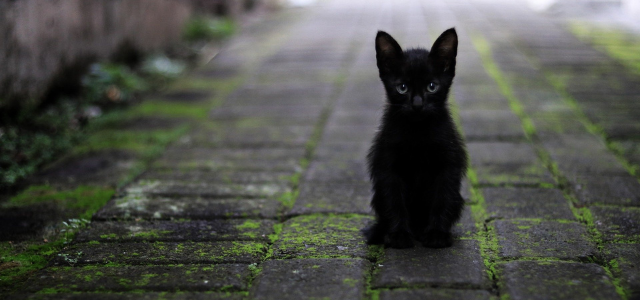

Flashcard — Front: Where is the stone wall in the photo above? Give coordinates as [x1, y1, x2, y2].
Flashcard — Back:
[0, 0, 192, 108]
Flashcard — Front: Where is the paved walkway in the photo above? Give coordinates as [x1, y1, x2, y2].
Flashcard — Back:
[12, 0, 640, 299]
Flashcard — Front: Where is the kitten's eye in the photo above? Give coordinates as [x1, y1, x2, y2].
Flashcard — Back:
[396, 83, 408, 94]
[427, 82, 439, 93]
[427, 82, 440, 93]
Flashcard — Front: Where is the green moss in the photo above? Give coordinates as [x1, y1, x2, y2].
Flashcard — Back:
[268, 223, 284, 244]
[343, 278, 358, 287]
[4, 185, 114, 221]
[274, 214, 371, 259]
[133, 230, 171, 239]
[236, 220, 261, 230]
[74, 125, 189, 156]
[277, 190, 299, 210]
[129, 101, 210, 120]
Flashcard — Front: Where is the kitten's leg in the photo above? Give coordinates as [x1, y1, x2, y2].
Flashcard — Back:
[369, 176, 414, 249]
[420, 172, 464, 248]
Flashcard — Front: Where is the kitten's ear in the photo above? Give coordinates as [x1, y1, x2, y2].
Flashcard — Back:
[429, 28, 458, 72]
[376, 31, 403, 75]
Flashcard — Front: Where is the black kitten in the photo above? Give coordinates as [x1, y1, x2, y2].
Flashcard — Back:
[365, 28, 467, 249]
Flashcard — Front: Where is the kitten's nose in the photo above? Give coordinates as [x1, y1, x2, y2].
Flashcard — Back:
[412, 96, 423, 110]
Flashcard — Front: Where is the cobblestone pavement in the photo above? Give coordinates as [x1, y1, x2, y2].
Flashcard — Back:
[11, 0, 640, 299]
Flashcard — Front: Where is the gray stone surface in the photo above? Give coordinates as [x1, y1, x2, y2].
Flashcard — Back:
[272, 215, 372, 259]
[499, 261, 621, 300]
[251, 259, 369, 300]
[460, 110, 526, 141]
[483, 187, 575, 220]
[303, 159, 369, 183]
[95, 196, 281, 220]
[495, 220, 597, 260]
[373, 240, 488, 289]
[124, 181, 291, 199]
[74, 219, 276, 243]
[571, 175, 640, 206]
[52, 241, 265, 265]
[467, 142, 554, 186]
[541, 134, 629, 176]
[11, 293, 244, 300]
[288, 183, 372, 216]
[25, 265, 250, 293]
[590, 206, 640, 243]
[140, 170, 295, 185]
[379, 289, 493, 300]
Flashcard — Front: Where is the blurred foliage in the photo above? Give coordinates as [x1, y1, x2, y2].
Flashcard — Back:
[141, 54, 187, 83]
[1, 56, 189, 189]
[82, 63, 148, 106]
[0, 101, 83, 188]
[183, 16, 236, 42]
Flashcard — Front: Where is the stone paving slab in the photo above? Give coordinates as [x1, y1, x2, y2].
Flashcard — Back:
[379, 289, 492, 300]
[139, 170, 295, 185]
[320, 125, 377, 144]
[498, 261, 621, 300]
[10, 293, 244, 300]
[288, 183, 372, 216]
[590, 206, 640, 243]
[95, 196, 281, 220]
[151, 148, 305, 172]
[251, 259, 369, 300]
[373, 240, 488, 289]
[51, 241, 265, 265]
[529, 110, 589, 135]
[227, 84, 334, 106]
[601, 243, 640, 295]
[328, 110, 381, 127]
[467, 142, 554, 186]
[209, 105, 324, 121]
[541, 134, 629, 176]
[124, 181, 291, 199]
[271, 214, 371, 259]
[494, 220, 596, 260]
[25, 265, 250, 293]
[570, 175, 640, 206]
[74, 219, 276, 243]
[483, 187, 575, 220]
[460, 110, 526, 141]
[180, 126, 314, 148]
[311, 141, 370, 161]
[303, 159, 369, 183]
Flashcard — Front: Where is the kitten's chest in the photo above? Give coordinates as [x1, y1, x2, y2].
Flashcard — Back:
[394, 139, 442, 170]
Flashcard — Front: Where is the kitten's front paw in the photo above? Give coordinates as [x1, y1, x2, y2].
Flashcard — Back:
[386, 231, 414, 249]
[420, 230, 453, 248]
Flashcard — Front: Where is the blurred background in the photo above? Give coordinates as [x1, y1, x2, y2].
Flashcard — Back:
[0, 0, 638, 193]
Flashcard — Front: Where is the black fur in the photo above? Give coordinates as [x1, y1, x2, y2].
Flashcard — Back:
[364, 28, 468, 248]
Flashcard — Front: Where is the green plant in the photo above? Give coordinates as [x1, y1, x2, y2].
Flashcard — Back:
[141, 54, 186, 82]
[0, 100, 82, 187]
[82, 63, 148, 106]
[183, 17, 235, 42]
